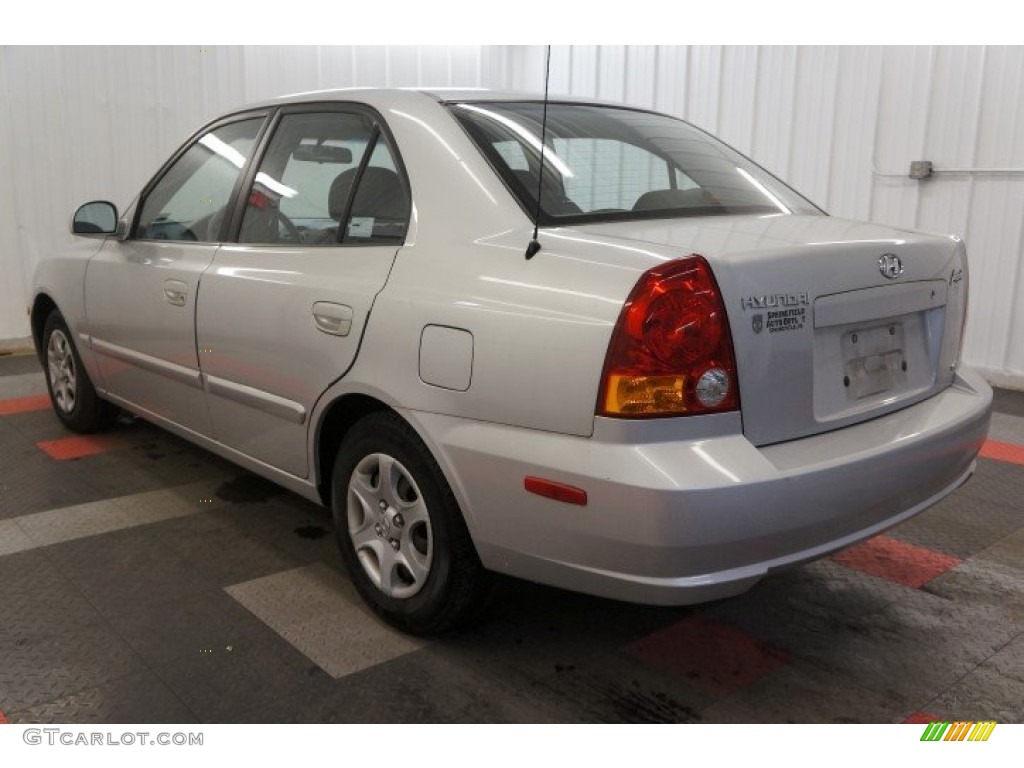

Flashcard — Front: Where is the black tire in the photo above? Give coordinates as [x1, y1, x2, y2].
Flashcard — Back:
[41, 310, 117, 433]
[331, 411, 491, 635]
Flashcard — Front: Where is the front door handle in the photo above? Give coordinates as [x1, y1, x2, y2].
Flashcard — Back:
[163, 280, 188, 307]
[312, 302, 354, 336]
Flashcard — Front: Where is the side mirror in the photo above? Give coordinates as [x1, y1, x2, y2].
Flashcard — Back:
[72, 201, 119, 236]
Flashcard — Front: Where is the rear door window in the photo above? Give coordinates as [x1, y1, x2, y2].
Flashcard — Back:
[239, 111, 409, 246]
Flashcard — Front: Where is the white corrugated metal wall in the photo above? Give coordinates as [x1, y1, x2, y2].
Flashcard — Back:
[2, 45, 1022, 388]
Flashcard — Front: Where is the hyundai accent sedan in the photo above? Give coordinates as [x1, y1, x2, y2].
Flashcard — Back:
[32, 88, 992, 633]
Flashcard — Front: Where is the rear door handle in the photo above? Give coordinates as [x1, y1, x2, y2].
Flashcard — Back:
[312, 302, 354, 336]
[163, 280, 188, 307]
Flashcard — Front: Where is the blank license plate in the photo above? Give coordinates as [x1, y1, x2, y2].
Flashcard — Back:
[842, 323, 906, 400]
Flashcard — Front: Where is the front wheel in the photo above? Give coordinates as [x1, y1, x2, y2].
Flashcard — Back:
[331, 411, 491, 634]
[42, 310, 117, 433]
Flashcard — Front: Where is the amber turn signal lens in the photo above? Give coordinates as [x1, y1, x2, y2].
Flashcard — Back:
[603, 374, 688, 415]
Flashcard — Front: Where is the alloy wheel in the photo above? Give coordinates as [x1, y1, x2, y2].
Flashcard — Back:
[47, 329, 77, 414]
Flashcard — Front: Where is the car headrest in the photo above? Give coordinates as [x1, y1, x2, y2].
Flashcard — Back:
[513, 168, 566, 200]
[633, 188, 713, 211]
[328, 169, 358, 220]
[328, 167, 407, 221]
[512, 169, 582, 216]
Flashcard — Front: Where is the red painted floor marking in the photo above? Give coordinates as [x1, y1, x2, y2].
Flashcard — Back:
[37, 434, 123, 460]
[0, 394, 51, 416]
[831, 535, 962, 588]
[904, 710, 939, 724]
[980, 439, 1024, 467]
[625, 614, 788, 698]
[0, 708, 9, 724]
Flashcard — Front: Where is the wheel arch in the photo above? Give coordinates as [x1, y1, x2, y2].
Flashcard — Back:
[311, 389, 479, 539]
[313, 392, 393, 507]
[30, 292, 59, 363]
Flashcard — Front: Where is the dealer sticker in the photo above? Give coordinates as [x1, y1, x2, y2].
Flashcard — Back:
[764, 307, 806, 334]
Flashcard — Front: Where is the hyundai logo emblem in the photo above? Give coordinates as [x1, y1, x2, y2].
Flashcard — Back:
[878, 253, 903, 280]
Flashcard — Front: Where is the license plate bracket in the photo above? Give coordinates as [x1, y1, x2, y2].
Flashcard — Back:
[842, 323, 906, 400]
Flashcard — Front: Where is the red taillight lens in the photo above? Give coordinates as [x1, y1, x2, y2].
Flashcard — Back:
[597, 255, 739, 417]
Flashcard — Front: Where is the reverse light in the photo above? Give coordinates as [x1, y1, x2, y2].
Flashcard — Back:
[695, 367, 730, 408]
[597, 255, 739, 417]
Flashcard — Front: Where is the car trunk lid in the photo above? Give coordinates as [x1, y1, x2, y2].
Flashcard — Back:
[566, 214, 969, 446]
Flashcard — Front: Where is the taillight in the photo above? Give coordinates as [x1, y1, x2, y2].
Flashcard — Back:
[597, 255, 739, 417]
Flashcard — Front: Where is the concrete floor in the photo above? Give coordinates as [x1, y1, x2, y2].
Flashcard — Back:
[1, 351, 1022, 724]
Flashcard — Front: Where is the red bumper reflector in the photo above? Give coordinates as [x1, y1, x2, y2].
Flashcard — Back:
[524, 476, 588, 506]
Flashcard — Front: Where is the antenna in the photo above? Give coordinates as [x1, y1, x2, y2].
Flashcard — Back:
[525, 45, 552, 261]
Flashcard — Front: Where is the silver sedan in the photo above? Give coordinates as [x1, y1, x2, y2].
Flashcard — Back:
[31, 89, 991, 633]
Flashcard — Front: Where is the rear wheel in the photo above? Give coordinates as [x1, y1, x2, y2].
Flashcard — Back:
[42, 310, 117, 433]
[331, 411, 491, 634]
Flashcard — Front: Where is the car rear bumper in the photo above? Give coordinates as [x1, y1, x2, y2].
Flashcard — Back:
[408, 367, 992, 605]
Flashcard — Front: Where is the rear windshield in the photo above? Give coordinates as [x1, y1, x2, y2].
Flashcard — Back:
[450, 101, 821, 224]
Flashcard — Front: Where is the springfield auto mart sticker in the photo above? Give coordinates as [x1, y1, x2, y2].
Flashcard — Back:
[742, 292, 809, 335]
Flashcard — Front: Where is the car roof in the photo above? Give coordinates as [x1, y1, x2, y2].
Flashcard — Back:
[241, 87, 639, 111]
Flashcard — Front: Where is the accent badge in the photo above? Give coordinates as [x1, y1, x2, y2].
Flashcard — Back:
[879, 253, 904, 280]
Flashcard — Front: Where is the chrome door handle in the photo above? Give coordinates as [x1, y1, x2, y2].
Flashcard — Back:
[312, 302, 354, 337]
[163, 280, 188, 307]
